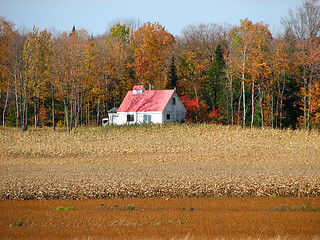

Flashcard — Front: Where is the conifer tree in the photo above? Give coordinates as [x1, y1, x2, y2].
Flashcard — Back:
[202, 43, 225, 111]
[167, 56, 178, 89]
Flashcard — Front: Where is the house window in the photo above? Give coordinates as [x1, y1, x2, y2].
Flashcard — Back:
[166, 114, 171, 120]
[127, 114, 134, 122]
[172, 98, 176, 105]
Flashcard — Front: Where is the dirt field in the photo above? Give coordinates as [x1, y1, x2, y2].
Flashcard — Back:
[1, 197, 320, 239]
[1, 125, 320, 239]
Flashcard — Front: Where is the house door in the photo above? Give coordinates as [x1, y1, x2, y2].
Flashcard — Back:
[144, 115, 151, 124]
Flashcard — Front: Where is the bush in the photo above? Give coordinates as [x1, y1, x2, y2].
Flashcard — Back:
[56, 206, 76, 211]
[4, 106, 16, 127]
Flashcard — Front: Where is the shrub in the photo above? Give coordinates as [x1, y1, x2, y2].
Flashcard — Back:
[56, 206, 76, 211]
[12, 220, 26, 227]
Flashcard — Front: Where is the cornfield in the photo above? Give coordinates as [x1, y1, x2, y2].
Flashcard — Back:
[1, 124, 320, 200]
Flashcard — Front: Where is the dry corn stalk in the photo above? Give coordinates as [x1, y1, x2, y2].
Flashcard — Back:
[1, 125, 319, 199]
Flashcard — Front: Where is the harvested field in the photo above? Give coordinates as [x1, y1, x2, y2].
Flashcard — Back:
[1, 124, 320, 239]
[1, 197, 320, 239]
[1, 125, 320, 199]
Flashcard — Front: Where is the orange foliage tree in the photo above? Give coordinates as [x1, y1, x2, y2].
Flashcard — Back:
[131, 22, 175, 89]
[308, 39, 320, 128]
[0, 17, 16, 126]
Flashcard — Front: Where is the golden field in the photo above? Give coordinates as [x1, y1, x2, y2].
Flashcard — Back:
[1, 124, 320, 239]
[1, 124, 320, 199]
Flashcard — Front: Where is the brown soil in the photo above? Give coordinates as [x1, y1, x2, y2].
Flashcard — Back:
[1, 197, 320, 239]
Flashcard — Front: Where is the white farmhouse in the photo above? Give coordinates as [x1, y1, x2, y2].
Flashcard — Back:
[106, 85, 186, 125]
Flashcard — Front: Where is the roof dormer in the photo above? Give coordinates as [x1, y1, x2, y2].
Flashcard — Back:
[133, 85, 145, 95]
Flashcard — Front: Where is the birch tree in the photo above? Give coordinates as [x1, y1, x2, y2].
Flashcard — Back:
[228, 19, 272, 127]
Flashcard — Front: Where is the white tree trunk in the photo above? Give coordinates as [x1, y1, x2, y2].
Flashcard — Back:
[251, 79, 255, 128]
[2, 84, 10, 127]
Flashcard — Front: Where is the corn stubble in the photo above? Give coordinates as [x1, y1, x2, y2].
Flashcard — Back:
[1, 124, 320, 200]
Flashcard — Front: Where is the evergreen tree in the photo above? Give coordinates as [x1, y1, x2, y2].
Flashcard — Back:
[167, 56, 178, 89]
[282, 75, 303, 129]
[202, 43, 225, 110]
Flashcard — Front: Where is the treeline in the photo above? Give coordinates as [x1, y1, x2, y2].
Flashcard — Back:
[1, 0, 320, 131]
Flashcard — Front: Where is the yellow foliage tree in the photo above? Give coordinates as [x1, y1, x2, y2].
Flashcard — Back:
[131, 22, 175, 89]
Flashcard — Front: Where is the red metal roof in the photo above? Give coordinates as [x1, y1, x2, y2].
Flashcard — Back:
[117, 89, 175, 112]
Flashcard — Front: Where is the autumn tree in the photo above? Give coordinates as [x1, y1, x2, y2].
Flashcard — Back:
[281, 0, 320, 130]
[177, 24, 228, 99]
[0, 17, 16, 126]
[270, 37, 290, 128]
[176, 50, 207, 101]
[308, 39, 320, 128]
[19, 27, 49, 131]
[248, 23, 272, 128]
[52, 28, 97, 132]
[228, 19, 272, 127]
[131, 22, 175, 89]
[23, 28, 52, 128]
[176, 24, 230, 124]
[228, 21, 250, 126]
[180, 95, 208, 123]
[103, 23, 132, 107]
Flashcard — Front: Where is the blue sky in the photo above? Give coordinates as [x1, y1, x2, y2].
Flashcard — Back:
[0, 0, 303, 36]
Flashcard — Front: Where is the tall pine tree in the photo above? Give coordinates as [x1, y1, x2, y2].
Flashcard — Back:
[202, 43, 225, 110]
[167, 56, 178, 89]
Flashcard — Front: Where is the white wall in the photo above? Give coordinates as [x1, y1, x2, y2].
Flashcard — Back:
[111, 112, 163, 125]
[163, 92, 186, 123]
[135, 112, 163, 124]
